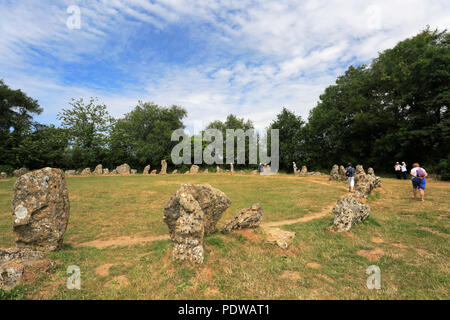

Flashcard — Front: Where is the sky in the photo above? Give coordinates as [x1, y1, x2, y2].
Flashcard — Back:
[1, 0, 449, 132]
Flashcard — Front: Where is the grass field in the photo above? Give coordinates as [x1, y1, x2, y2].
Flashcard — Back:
[0, 172, 449, 299]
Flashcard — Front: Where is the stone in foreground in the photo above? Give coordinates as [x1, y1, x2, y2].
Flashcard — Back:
[332, 194, 370, 232]
[221, 204, 263, 233]
[0, 248, 54, 291]
[163, 184, 231, 263]
[13, 168, 70, 251]
[263, 227, 295, 249]
[116, 163, 131, 174]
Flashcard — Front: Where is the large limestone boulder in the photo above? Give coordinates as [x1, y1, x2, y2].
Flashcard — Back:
[353, 165, 381, 198]
[163, 184, 231, 263]
[12, 168, 70, 251]
[329, 164, 340, 181]
[116, 163, 130, 174]
[94, 164, 103, 175]
[81, 168, 91, 175]
[14, 168, 28, 177]
[221, 204, 263, 233]
[143, 165, 150, 175]
[332, 194, 370, 232]
[190, 165, 200, 174]
[0, 248, 54, 291]
[160, 160, 167, 175]
[1, 172, 7, 179]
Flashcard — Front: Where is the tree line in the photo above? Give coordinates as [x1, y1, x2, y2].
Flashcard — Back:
[1, 28, 448, 179]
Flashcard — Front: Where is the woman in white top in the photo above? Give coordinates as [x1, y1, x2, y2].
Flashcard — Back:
[401, 162, 408, 180]
[410, 163, 428, 202]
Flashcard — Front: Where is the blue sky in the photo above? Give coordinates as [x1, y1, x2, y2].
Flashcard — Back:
[1, 0, 449, 131]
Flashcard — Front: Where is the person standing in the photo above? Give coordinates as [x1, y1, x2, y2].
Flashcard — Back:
[394, 162, 402, 179]
[345, 163, 356, 193]
[401, 162, 408, 180]
[410, 163, 428, 202]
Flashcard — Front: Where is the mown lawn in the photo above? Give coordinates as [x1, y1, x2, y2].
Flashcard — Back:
[0, 173, 448, 299]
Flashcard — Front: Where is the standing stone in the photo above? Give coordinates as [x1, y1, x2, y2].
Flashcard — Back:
[216, 166, 222, 173]
[110, 169, 118, 175]
[64, 170, 76, 176]
[1, 172, 8, 179]
[300, 166, 308, 176]
[332, 194, 370, 232]
[150, 170, 157, 175]
[355, 165, 365, 175]
[12, 168, 70, 251]
[293, 162, 298, 175]
[160, 160, 167, 175]
[94, 164, 103, 175]
[116, 163, 131, 175]
[221, 204, 263, 233]
[367, 168, 375, 176]
[172, 170, 178, 174]
[103, 168, 109, 175]
[130, 169, 137, 175]
[14, 168, 28, 178]
[339, 165, 346, 181]
[143, 165, 150, 175]
[329, 164, 340, 181]
[204, 169, 209, 174]
[251, 170, 258, 175]
[190, 165, 200, 174]
[81, 168, 91, 175]
[163, 184, 231, 263]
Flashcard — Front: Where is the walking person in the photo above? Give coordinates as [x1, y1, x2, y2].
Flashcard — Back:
[401, 162, 408, 180]
[345, 163, 356, 193]
[410, 163, 428, 202]
[394, 162, 402, 179]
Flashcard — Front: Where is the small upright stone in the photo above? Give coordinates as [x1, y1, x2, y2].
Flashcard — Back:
[329, 164, 340, 181]
[300, 166, 307, 176]
[64, 170, 76, 176]
[160, 160, 167, 175]
[150, 170, 157, 175]
[293, 162, 299, 176]
[367, 168, 375, 176]
[12, 168, 70, 251]
[190, 165, 199, 174]
[1, 172, 7, 179]
[103, 168, 109, 175]
[172, 169, 178, 174]
[130, 169, 137, 175]
[332, 194, 370, 232]
[110, 169, 118, 175]
[339, 165, 346, 181]
[143, 165, 150, 175]
[81, 168, 91, 175]
[251, 170, 258, 175]
[216, 166, 222, 173]
[116, 163, 130, 175]
[94, 164, 103, 175]
[14, 168, 28, 177]
[221, 204, 263, 233]
[204, 169, 209, 174]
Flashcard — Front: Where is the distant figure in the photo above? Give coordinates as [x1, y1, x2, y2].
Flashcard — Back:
[258, 163, 262, 173]
[410, 163, 428, 202]
[401, 162, 408, 180]
[345, 163, 356, 193]
[394, 162, 402, 179]
[230, 163, 234, 175]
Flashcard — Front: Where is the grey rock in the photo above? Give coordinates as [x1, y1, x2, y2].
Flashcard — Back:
[94, 164, 103, 175]
[116, 163, 130, 175]
[14, 168, 28, 177]
[221, 204, 263, 233]
[332, 194, 370, 232]
[143, 165, 150, 175]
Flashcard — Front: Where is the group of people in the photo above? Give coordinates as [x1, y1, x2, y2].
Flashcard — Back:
[394, 162, 408, 180]
[343, 162, 428, 202]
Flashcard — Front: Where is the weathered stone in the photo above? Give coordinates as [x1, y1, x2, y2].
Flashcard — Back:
[221, 204, 263, 233]
[251, 170, 258, 175]
[163, 184, 231, 263]
[13, 168, 70, 251]
[1, 172, 7, 179]
[355, 165, 365, 175]
[160, 160, 167, 175]
[263, 227, 295, 249]
[103, 168, 109, 175]
[216, 166, 222, 173]
[373, 176, 382, 189]
[81, 168, 91, 175]
[172, 170, 178, 174]
[190, 165, 200, 174]
[367, 167, 375, 176]
[94, 164, 103, 175]
[64, 170, 76, 176]
[293, 162, 299, 176]
[339, 165, 346, 181]
[130, 169, 137, 175]
[14, 168, 28, 177]
[300, 166, 307, 176]
[116, 163, 130, 175]
[332, 194, 370, 232]
[0, 248, 53, 291]
[329, 164, 340, 181]
[353, 165, 380, 198]
[110, 169, 118, 175]
[184, 171, 190, 174]
[308, 172, 321, 176]
[143, 165, 150, 175]
[150, 170, 157, 175]
[204, 169, 209, 174]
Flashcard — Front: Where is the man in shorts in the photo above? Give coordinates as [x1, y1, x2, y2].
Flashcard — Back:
[410, 163, 428, 202]
[345, 163, 355, 193]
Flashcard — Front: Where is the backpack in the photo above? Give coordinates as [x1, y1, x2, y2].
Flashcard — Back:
[346, 168, 354, 177]
[416, 168, 425, 177]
